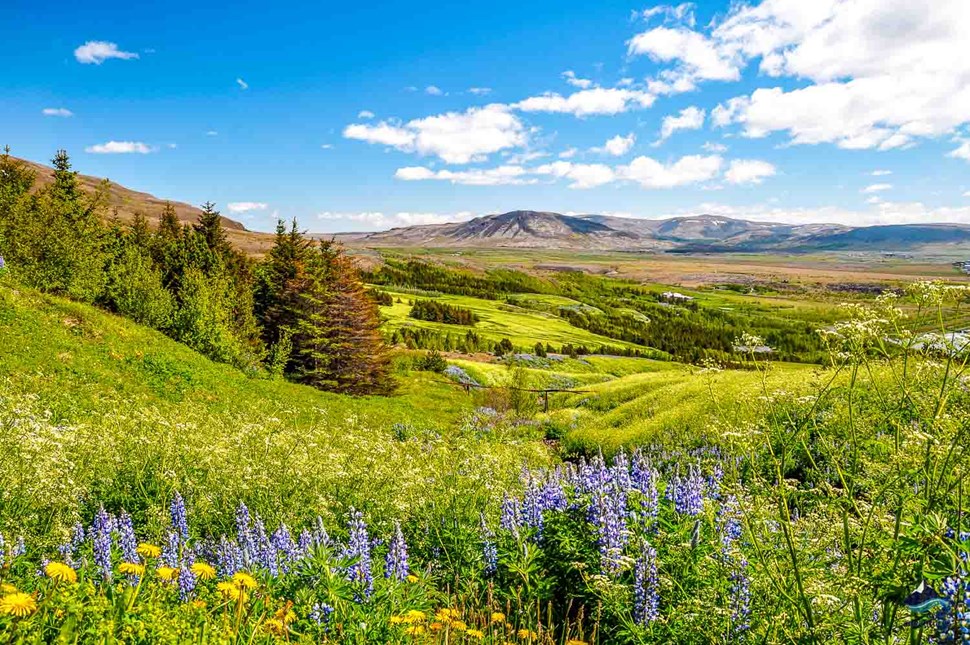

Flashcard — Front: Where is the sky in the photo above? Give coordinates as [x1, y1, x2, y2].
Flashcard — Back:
[2, 0, 969, 232]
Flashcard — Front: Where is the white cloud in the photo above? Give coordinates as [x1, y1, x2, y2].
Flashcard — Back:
[236, 78, 249, 90]
[74, 41, 139, 64]
[206, 130, 219, 136]
[871, 169, 892, 176]
[394, 165, 535, 186]
[591, 133, 636, 156]
[950, 142, 970, 161]
[724, 159, 776, 184]
[343, 104, 527, 164]
[670, 0, 970, 155]
[514, 87, 655, 117]
[559, 147, 578, 159]
[964, 191, 970, 198]
[534, 162, 617, 189]
[562, 70, 594, 89]
[639, 3, 696, 26]
[425, 85, 444, 96]
[357, 110, 375, 119]
[693, 200, 970, 227]
[468, 87, 492, 95]
[42, 108, 73, 117]
[620, 154, 723, 188]
[862, 183, 893, 193]
[702, 141, 727, 153]
[316, 210, 476, 230]
[226, 202, 268, 213]
[84, 141, 153, 154]
[321, 143, 334, 149]
[659, 106, 705, 140]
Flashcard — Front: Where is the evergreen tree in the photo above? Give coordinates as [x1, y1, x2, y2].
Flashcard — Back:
[194, 201, 229, 259]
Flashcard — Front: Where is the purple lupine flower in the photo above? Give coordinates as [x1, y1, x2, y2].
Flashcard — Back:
[271, 524, 299, 571]
[161, 530, 180, 567]
[716, 496, 743, 556]
[170, 492, 189, 542]
[633, 541, 660, 625]
[235, 502, 253, 564]
[589, 481, 628, 575]
[311, 603, 334, 633]
[707, 462, 724, 499]
[342, 508, 373, 600]
[216, 535, 243, 577]
[116, 511, 138, 563]
[251, 516, 278, 576]
[631, 452, 659, 526]
[298, 529, 314, 556]
[12, 536, 25, 558]
[58, 523, 86, 567]
[728, 557, 751, 639]
[500, 495, 521, 536]
[481, 515, 498, 577]
[671, 466, 704, 516]
[384, 522, 409, 581]
[91, 506, 114, 582]
[178, 551, 196, 600]
[521, 479, 545, 537]
[312, 516, 331, 547]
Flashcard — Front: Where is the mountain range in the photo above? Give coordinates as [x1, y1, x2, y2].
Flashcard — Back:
[336, 210, 970, 253]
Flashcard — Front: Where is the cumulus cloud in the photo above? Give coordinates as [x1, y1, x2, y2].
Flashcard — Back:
[394, 165, 535, 186]
[562, 70, 594, 89]
[468, 87, 492, 95]
[514, 87, 655, 117]
[535, 162, 616, 189]
[871, 169, 892, 176]
[84, 141, 153, 154]
[425, 85, 444, 96]
[862, 183, 893, 193]
[74, 41, 139, 64]
[343, 104, 527, 164]
[724, 159, 776, 184]
[357, 110, 375, 119]
[236, 78, 249, 90]
[691, 200, 970, 227]
[656, 0, 970, 155]
[702, 141, 727, 153]
[42, 108, 73, 117]
[591, 133, 636, 156]
[226, 202, 268, 213]
[620, 154, 723, 188]
[659, 106, 705, 140]
[950, 142, 970, 161]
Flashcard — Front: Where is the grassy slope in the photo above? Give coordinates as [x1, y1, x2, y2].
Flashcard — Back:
[378, 288, 668, 356]
[0, 278, 551, 543]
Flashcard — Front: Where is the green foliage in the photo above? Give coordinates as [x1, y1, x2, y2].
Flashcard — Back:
[416, 349, 448, 373]
[409, 299, 479, 325]
[104, 243, 174, 329]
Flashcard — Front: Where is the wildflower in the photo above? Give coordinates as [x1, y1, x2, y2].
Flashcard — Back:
[270, 524, 299, 571]
[58, 523, 86, 567]
[190, 562, 216, 581]
[157, 566, 178, 581]
[481, 515, 498, 577]
[633, 542, 659, 626]
[170, 492, 189, 542]
[403, 609, 427, 623]
[177, 554, 197, 600]
[405, 625, 426, 635]
[491, 612, 506, 624]
[235, 502, 254, 566]
[192, 600, 207, 609]
[217, 581, 242, 601]
[406, 574, 419, 583]
[430, 621, 445, 632]
[0, 584, 17, 594]
[500, 496, 521, 535]
[728, 557, 752, 639]
[119, 562, 146, 577]
[342, 508, 373, 599]
[116, 511, 138, 563]
[310, 603, 334, 630]
[11, 537, 25, 558]
[390, 615, 405, 624]
[45, 561, 78, 584]
[216, 536, 243, 577]
[263, 618, 286, 636]
[232, 572, 258, 589]
[385, 522, 409, 582]
[0, 592, 37, 617]
[517, 628, 538, 641]
[275, 602, 297, 624]
[161, 531, 180, 567]
[566, 641, 589, 645]
[450, 619, 468, 631]
[89, 507, 115, 582]
[137, 543, 161, 559]
[467, 628, 485, 639]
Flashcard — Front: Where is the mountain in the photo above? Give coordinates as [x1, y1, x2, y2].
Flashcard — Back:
[15, 156, 274, 254]
[338, 210, 970, 253]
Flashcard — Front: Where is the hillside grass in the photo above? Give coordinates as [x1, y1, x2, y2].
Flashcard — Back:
[0, 277, 552, 544]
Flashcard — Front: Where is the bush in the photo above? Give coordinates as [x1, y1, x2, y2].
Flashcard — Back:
[409, 299, 479, 325]
[416, 348, 448, 373]
[104, 245, 174, 329]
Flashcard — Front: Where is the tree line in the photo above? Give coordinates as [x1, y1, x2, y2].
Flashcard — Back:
[0, 149, 392, 394]
[408, 299, 479, 325]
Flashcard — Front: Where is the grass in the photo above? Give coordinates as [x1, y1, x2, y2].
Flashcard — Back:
[0, 278, 552, 544]
[378, 287, 665, 355]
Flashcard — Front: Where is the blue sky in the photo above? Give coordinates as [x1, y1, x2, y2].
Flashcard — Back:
[3, 0, 969, 232]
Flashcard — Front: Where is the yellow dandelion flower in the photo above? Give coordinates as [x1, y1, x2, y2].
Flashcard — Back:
[430, 621, 445, 632]
[136, 543, 162, 559]
[156, 566, 178, 581]
[467, 629, 485, 640]
[217, 581, 241, 600]
[565, 640, 589, 645]
[390, 615, 405, 625]
[192, 600, 207, 609]
[263, 618, 286, 636]
[0, 584, 17, 594]
[190, 562, 216, 580]
[119, 562, 146, 577]
[404, 609, 427, 623]
[450, 619, 467, 631]
[490, 612, 506, 624]
[517, 629, 538, 641]
[275, 603, 297, 625]
[45, 562, 77, 583]
[231, 572, 257, 589]
[404, 625, 426, 635]
[0, 592, 37, 617]
[406, 574, 419, 583]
